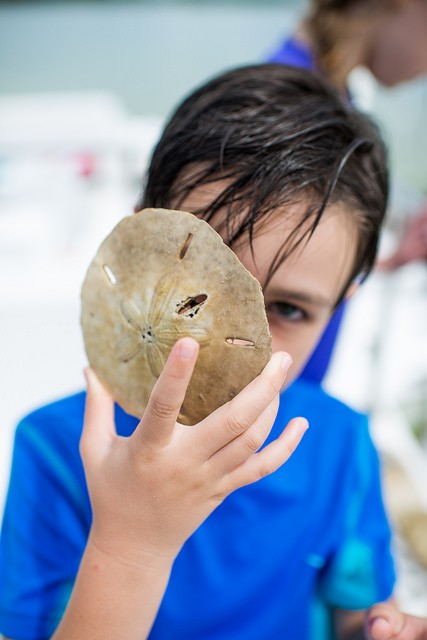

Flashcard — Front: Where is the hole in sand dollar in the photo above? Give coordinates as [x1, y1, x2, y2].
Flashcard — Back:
[226, 337, 255, 347]
[176, 294, 208, 318]
[102, 264, 117, 285]
[179, 233, 193, 259]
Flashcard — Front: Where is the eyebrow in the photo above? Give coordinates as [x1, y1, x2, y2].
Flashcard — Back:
[266, 288, 332, 309]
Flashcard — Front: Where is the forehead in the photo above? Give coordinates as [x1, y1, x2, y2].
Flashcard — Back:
[237, 202, 358, 307]
[179, 183, 358, 306]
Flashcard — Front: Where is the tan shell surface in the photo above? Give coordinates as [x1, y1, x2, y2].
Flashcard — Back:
[81, 208, 271, 425]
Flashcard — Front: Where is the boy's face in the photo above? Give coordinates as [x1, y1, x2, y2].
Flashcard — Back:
[233, 205, 357, 387]
[179, 188, 358, 388]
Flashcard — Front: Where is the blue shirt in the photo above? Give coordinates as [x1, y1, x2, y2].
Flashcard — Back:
[268, 36, 317, 71]
[0, 379, 395, 640]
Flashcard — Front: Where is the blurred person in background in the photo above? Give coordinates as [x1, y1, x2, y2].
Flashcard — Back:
[268, 0, 427, 383]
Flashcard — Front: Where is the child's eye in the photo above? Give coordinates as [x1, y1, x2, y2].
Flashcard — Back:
[267, 301, 306, 322]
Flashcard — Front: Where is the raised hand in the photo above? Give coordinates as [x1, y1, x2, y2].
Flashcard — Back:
[53, 337, 307, 639]
[81, 336, 308, 564]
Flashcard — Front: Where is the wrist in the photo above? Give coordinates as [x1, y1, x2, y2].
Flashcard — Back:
[53, 530, 174, 639]
[87, 529, 177, 574]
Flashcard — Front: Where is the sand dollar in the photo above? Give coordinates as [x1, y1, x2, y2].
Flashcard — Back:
[81, 208, 271, 424]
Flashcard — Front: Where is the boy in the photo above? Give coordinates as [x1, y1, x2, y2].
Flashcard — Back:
[1, 64, 426, 639]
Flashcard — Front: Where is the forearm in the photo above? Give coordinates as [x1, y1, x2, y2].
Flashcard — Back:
[53, 534, 173, 640]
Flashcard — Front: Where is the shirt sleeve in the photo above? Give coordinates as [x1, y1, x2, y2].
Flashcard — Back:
[318, 417, 396, 610]
[265, 35, 316, 70]
[0, 406, 91, 639]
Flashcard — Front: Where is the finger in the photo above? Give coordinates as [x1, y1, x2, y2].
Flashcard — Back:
[365, 603, 427, 640]
[209, 393, 279, 474]
[137, 337, 199, 445]
[195, 351, 292, 457]
[224, 416, 308, 492]
[81, 367, 116, 465]
[398, 614, 427, 640]
[366, 603, 405, 640]
[367, 617, 398, 640]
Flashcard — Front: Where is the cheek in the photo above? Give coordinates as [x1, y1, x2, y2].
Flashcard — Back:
[369, 15, 427, 85]
[269, 321, 330, 386]
[369, 42, 404, 85]
[373, 48, 424, 85]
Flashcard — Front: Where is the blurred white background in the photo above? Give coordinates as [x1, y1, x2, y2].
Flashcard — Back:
[0, 0, 426, 619]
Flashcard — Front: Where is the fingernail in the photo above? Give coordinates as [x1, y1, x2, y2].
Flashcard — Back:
[281, 353, 293, 372]
[368, 617, 392, 638]
[178, 337, 198, 360]
[297, 417, 309, 433]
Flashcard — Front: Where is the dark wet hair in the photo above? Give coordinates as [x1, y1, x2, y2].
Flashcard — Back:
[137, 63, 388, 304]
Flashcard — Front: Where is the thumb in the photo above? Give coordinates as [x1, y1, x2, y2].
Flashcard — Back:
[80, 367, 116, 466]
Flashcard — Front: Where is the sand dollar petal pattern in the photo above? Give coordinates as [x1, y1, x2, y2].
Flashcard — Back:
[81, 208, 271, 424]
